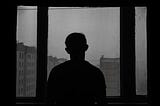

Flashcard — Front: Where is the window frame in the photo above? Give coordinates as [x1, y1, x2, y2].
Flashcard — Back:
[15, 0, 151, 104]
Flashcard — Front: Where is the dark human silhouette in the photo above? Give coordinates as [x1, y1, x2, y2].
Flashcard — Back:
[47, 32, 106, 104]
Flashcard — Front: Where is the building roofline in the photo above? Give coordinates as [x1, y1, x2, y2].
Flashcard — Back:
[100, 57, 120, 62]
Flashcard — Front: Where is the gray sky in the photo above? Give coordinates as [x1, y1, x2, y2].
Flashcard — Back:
[17, 6, 37, 46]
[48, 7, 120, 65]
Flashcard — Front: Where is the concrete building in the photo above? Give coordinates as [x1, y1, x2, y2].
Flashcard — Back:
[16, 43, 25, 96]
[16, 43, 37, 97]
[25, 46, 37, 97]
[17, 42, 70, 96]
[100, 55, 120, 96]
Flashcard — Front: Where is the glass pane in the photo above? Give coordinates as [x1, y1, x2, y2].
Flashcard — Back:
[135, 7, 147, 95]
[48, 7, 120, 96]
[16, 6, 37, 97]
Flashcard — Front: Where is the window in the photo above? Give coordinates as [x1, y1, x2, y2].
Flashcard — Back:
[22, 53, 23, 59]
[135, 7, 147, 95]
[27, 54, 31, 59]
[16, 6, 37, 97]
[15, 1, 150, 105]
[48, 7, 120, 96]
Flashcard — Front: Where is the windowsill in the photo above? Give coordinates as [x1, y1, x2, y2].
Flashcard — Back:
[16, 95, 148, 105]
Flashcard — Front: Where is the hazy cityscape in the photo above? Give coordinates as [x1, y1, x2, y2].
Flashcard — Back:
[16, 6, 147, 97]
[16, 42, 120, 96]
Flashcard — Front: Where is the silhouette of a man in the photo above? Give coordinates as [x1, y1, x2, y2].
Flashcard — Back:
[47, 32, 106, 104]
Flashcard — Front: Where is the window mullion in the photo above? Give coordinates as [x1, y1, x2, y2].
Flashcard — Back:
[120, 6, 136, 100]
[36, 5, 48, 103]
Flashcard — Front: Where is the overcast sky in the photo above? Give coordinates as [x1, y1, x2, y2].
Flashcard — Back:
[48, 7, 120, 65]
[17, 6, 37, 47]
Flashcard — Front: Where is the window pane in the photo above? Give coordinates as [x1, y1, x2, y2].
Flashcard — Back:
[16, 6, 37, 97]
[48, 7, 120, 96]
[135, 7, 147, 95]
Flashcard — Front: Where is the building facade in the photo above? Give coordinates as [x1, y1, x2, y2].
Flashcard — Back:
[100, 55, 120, 96]
[25, 46, 37, 96]
[17, 43, 69, 96]
[16, 43, 36, 97]
[16, 43, 25, 96]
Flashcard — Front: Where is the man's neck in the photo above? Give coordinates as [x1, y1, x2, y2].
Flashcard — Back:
[70, 53, 85, 62]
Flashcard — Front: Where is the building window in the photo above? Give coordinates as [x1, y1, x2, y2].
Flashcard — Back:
[19, 62, 21, 67]
[19, 53, 21, 59]
[19, 70, 21, 76]
[22, 53, 24, 59]
[27, 54, 31, 59]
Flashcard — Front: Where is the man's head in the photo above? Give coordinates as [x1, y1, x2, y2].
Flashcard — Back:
[65, 32, 88, 59]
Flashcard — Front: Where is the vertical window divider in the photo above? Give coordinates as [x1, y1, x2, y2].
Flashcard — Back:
[36, 5, 48, 103]
[120, 6, 136, 102]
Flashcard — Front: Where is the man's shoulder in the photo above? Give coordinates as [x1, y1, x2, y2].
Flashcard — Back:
[52, 60, 70, 70]
[85, 61, 103, 74]
[50, 60, 103, 75]
[85, 61, 105, 85]
[85, 61, 99, 70]
[50, 61, 70, 74]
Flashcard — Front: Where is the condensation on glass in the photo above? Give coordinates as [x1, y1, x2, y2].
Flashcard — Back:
[16, 6, 37, 97]
[47, 7, 120, 96]
[135, 7, 147, 95]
